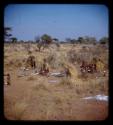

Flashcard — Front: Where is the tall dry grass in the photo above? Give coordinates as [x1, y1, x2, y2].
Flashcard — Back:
[4, 43, 108, 120]
[13, 102, 28, 120]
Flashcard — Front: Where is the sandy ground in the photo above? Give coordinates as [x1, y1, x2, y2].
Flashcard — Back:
[4, 69, 108, 120]
[4, 43, 108, 120]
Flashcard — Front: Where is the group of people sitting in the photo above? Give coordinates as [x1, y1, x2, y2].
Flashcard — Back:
[80, 61, 97, 74]
[26, 55, 49, 76]
[26, 55, 72, 77]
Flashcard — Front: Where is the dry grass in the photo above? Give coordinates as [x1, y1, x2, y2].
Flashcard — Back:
[4, 43, 108, 120]
[58, 77, 74, 88]
[33, 83, 50, 91]
[27, 76, 37, 81]
[13, 102, 28, 120]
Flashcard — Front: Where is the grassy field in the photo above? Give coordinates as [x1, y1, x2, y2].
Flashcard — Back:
[4, 43, 108, 120]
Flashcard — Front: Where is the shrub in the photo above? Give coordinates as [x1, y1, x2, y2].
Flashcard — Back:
[46, 53, 65, 69]
[67, 49, 93, 64]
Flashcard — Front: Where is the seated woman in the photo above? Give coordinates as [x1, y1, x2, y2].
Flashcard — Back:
[39, 63, 49, 76]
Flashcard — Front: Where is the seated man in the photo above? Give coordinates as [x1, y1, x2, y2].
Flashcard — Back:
[26, 55, 36, 69]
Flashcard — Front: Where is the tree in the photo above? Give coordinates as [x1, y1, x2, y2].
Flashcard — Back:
[66, 38, 77, 44]
[77, 37, 84, 43]
[76, 36, 97, 44]
[70, 39, 77, 44]
[35, 36, 43, 52]
[41, 34, 52, 44]
[4, 27, 12, 42]
[53, 38, 59, 42]
[65, 38, 72, 43]
[20, 40, 24, 43]
[35, 34, 53, 52]
[99, 37, 108, 44]
[52, 38, 60, 48]
[41, 34, 52, 49]
[84, 36, 97, 44]
[35, 36, 40, 43]
[11, 37, 17, 43]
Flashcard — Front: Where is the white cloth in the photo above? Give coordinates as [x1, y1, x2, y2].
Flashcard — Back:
[83, 95, 108, 101]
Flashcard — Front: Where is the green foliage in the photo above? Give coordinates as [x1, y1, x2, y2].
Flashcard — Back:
[99, 37, 108, 44]
[53, 38, 59, 42]
[84, 36, 97, 44]
[11, 37, 17, 43]
[78, 37, 83, 43]
[35, 36, 40, 43]
[4, 27, 12, 42]
[76, 36, 97, 44]
[66, 38, 72, 43]
[35, 34, 53, 51]
[65, 38, 77, 44]
[41, 34, 52, 44]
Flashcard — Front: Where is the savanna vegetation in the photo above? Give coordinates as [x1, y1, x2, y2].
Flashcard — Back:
[4, 27, 108, 120]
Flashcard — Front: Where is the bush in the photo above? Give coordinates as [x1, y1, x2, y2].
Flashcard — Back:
[67, 44, 108, 65]
[67, 49, 93, 64]
[46, 53, 65, 69]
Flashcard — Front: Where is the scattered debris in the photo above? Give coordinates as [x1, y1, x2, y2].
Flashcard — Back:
[18, 67, 39, 77]
[50, 72, 66, 77]
[18, 68, 71, 78]
[50, 68, 71, 77]
[83, 95, 108, 101]
[31, 72, 39, 76]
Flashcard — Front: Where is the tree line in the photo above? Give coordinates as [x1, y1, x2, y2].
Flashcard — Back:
[4, 27, 108, 46]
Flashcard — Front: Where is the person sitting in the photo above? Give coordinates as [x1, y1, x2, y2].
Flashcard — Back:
[4, 73, 10, 85]
[39, 63, 49, 76]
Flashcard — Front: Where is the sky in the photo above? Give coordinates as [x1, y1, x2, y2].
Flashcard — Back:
[4, 4, 108, 41]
